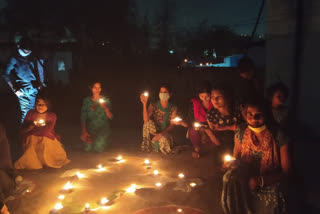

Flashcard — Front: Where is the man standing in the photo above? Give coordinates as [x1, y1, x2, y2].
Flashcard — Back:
[2, 37, 46, 123]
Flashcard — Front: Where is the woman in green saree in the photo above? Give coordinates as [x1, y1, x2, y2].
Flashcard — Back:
[80, 82, 113, 152]
[140, 84, 178, 154]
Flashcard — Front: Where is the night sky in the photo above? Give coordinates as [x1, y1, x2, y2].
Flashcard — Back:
[136, 0, 266, 35]
[0, 0, 266, 35]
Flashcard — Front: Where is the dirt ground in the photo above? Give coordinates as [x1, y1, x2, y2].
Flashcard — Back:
[6, 127, 226, 214]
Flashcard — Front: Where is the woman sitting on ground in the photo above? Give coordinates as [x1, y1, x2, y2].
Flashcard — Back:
[267, 81, 290, 128]
[172, 81, 214, 158]
[80, 81, 113, 152]
[221, 98, 291, 214]
[14, 95, 70, 169]
[140, 83, 178, 154]
[206, 82, 245, 153]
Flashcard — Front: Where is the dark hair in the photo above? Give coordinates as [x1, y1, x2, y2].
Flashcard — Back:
[245, 98, 273, 124]
[211, 81, 233, 105]
[197, 80, 211, 94]
[266, 81, 289, 102]
[18, 37, 33, 50]
[35, 93, 52, 111]
[237, 56, 255, 73]
[159, 83, 172, 93]
[88, 80, 102, 88]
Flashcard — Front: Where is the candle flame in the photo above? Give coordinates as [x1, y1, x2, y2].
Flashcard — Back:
[116, 155, 123, 160]
[178, 173, 185, 178]
[144, 159, 150, 164]
[177, 208, 183, 213]
[153, 170, 159, 175]
[76, 171, 85, 178]
[190, 182, 197, 187]
[224, 155, 235, 162]
[85, 203, 90, 209]
[126, 184, 137, 193]
[54, 203, 63, 210]
[58, 195, 65, 200]
[99, 98, 105, 103]
[193, 122, 201, 128]
[63, 181, 72, 190]
[101, 197, 109, 205]
[172, 117, 182, 122]
[155, 182, 162, 187]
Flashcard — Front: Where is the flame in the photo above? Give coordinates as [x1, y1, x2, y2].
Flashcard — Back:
[54, 203, 63, 210]
[178, 173, 185, 178]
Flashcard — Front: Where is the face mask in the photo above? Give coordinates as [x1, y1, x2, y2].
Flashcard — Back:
[248, 124, 267, 133]
[159, 92, 170, 101]
[18, 49, 32, 57]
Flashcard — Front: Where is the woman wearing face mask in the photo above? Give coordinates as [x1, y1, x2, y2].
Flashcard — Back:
[206, 82, 245, 153]
[140, 83, 178, 154]
[14, 95, 70, 169]
[221, 99, 291, 214]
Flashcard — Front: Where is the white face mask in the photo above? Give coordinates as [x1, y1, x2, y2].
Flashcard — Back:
[159, 92, 170, 101]
[18, 49, 32, 57]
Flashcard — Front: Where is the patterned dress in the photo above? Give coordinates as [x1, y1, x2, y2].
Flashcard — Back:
[221, 124, 289, 214]
[206, 105, 243, 152]
[81, 96, 112, 152]
[141, 101, 177, 154]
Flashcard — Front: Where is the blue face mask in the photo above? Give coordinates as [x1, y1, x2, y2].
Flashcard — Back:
[159, 92, 170, 101]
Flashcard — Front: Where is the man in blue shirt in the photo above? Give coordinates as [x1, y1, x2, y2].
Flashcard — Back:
[2, 38, 46, 123]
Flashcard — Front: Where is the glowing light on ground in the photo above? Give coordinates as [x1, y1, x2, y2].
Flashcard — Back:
[155, 182, 162, 187]
[144, 159, 150, 165]
[126, 184, 137, 193]
[178, 173, 185, 178]
[100, 197, 109, 206]
[177, 208, 183, 212]
[190, 183, 197, 187]
[76, 171, 85, 179]
[153, 170, 159, 175]
[57, 195, 65, 200]
[62, 181, 73, 192]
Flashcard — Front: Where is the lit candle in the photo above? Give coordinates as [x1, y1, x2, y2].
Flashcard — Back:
[84, 203, 91, 212]
[57, 195, 65, 200]
[51, 203, 63, 213]
[178, 173, 185, 179]
[153, 170, 159, 175]
[61, 181, 73, 193]
[100, 197, 109, 206]
[99, 98, 105, 103]
[155, 182, 162, 187]
[143, 91, 149, 97]
[189, 182, 197, 187]
[34, 119, 46, 126]
[172, 117, 182, 122]
[126, 184, 137, 193]
[76, 171, 84, 179]
[116, 155, 123, 161]
[177, 208, 183, 213]
[144, 159, 150, 165]
[224, 155, 235, 162]
[193, 122, 201, 128]
[96, 164, 106, 171]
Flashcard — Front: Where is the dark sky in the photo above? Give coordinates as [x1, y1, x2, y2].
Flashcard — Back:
[0, 0, 266, 35]
[136, 0, 266, 35]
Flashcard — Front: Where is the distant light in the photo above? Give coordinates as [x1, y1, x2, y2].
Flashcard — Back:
[184, 59, 188, 62]
[144, 159, 150, 165]
[200, 63, 203, 66]
[206, 63, 209, 66]
[155, 182, 162, 187]
[169, 50, 174, 54]
[177, 208, 183, 213]
[102, 42, 105, 46]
